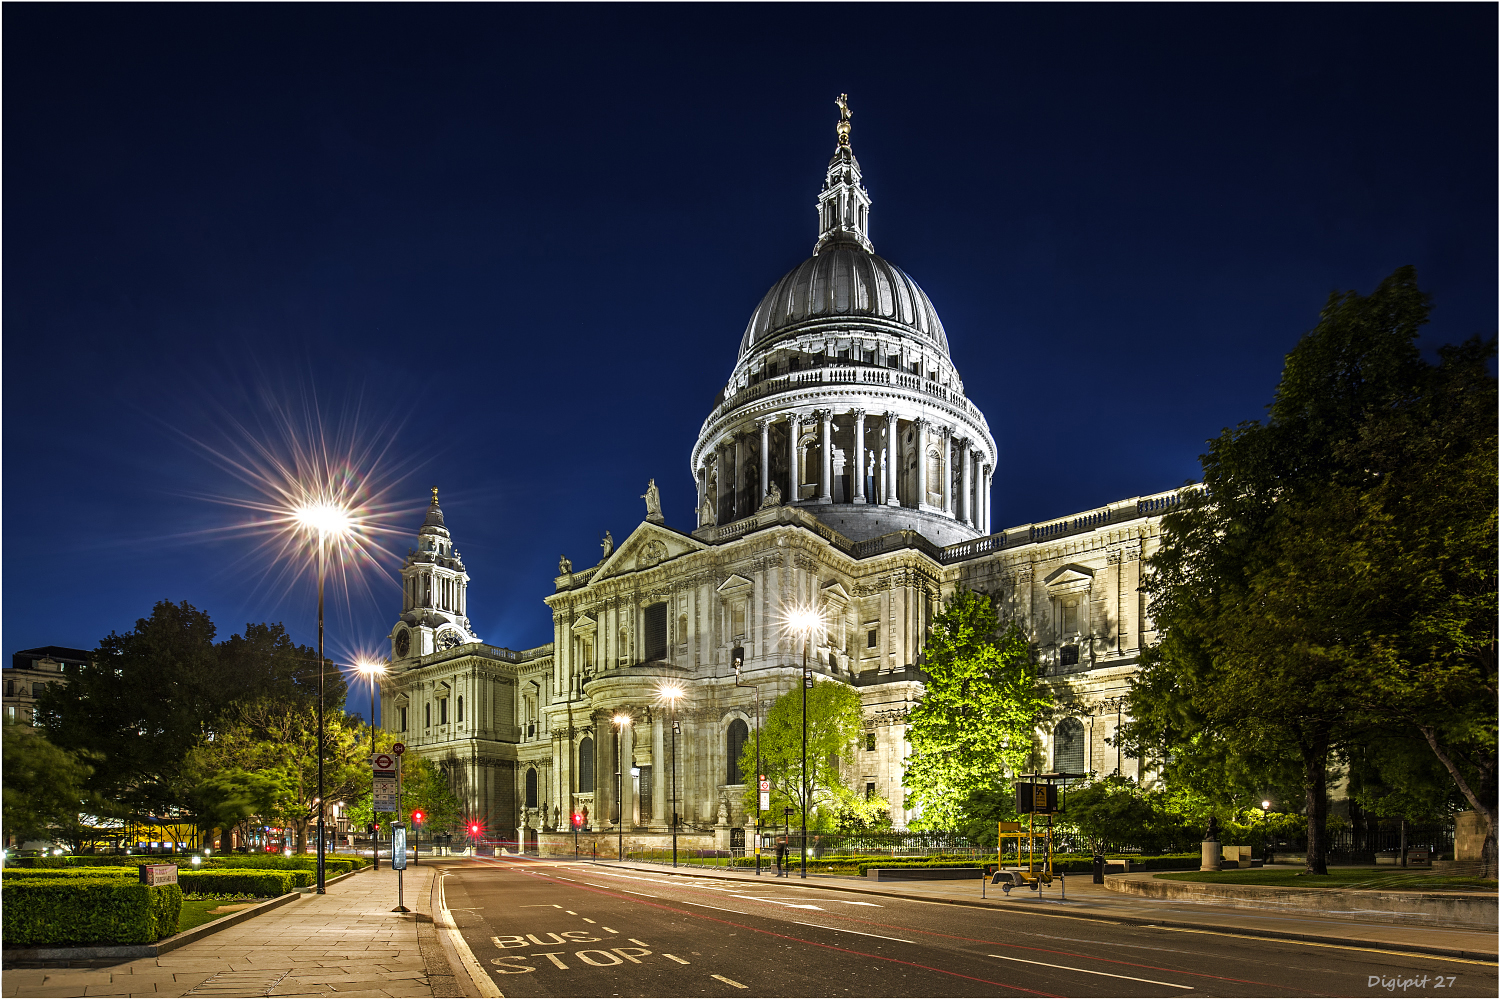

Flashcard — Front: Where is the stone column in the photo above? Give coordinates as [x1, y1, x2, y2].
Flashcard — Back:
[734, 434, 745, 521]
[914, 418, 928, 510]
[817, 410, 833, 504]
[960, 441, 973, 526]
[851, 409, 867, 503]
[982, 464, 993, 534]
[884, 412, 900, 507]
[787, 413, 801, 503]
[698, 463, 708, 522]
[758, 418, 771, 507]
[940, 426, 952, 515]
[652, 714, 666, 825]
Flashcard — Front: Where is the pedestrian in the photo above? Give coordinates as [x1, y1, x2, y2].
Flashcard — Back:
[775, 836, 787, 876]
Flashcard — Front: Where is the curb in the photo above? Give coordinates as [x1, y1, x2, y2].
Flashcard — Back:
[572, 859, 1499, 964]
[2, 865, 366, 963]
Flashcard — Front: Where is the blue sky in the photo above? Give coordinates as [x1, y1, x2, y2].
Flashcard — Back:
[4, 4, 1494, 700]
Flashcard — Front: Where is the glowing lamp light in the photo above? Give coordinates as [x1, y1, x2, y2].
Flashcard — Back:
[783, 605, 824, 640]
[293, 500, 354, 538]
[659, 684, 683, 702]
[284, 847, 293, 857]
[613, 713, 631, 726]
[1262, 800, 1271, 810]
[191, 855, 203, 867]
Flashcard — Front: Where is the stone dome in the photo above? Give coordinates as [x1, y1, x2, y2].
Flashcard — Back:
[737, 244, 950, 361]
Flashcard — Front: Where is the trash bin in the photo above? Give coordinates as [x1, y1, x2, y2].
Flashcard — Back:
[1092, 853, 1105, 884]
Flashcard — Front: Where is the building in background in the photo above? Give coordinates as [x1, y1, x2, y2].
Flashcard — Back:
[381, 100, 1182, 851]
[4, 646, 88, 725]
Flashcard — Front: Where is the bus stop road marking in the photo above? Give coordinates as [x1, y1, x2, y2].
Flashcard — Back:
[712, 974, 748, 988]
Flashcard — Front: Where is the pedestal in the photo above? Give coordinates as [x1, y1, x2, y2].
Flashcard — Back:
[1200, 840, 1222, 872]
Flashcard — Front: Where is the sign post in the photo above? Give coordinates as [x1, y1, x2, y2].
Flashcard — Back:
[391, 743, 408, 913]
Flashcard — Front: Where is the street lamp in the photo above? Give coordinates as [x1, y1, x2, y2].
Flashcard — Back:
[784, 604, 823, 880]
[612, 712, 631, 863]
[294, 499, 353, 893]
[732, 650, 763, 875]
[354, 659, 387, 736]
[1262, 799, 1272, 863]
[659, 685, 684, 868]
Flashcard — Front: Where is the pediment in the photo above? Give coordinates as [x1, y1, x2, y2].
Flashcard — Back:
[1043, 564, 1095, 588]
[717, 573, 754, 593]
[821, 581, 852, 605]
[591, 521, 707, 583]
[571, 613, 597, 633]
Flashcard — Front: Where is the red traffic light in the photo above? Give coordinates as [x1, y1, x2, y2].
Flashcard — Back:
[412, 810, 425, 825]
[571, 813, 583, 830]
[468, 823, 480, 835]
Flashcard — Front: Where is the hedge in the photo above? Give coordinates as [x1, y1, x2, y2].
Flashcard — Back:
[2, 878, 183, 946]
[2, 867, 137, 880]
[10, 853, 366, 874]
[177, 869, 298, 896]
[855, 860, 988, 876]
[206, 855, 357, 876]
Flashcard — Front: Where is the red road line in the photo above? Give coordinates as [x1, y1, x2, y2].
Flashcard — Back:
[462, 858, 1061, 997]
[524, 860, 1316, 995]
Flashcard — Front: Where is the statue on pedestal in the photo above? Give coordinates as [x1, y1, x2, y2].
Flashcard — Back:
[558, 554, 572, 574]
[600, 530, 614, 560]
[760, 482, 782, 509]
[642, 479, 664, 523]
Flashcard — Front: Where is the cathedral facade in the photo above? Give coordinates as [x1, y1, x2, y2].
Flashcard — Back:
[381, 100, 1185, 851]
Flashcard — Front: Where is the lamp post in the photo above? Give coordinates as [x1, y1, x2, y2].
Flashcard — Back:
[732, 649, 762, 874]
[659, 685, 683, 868]
[612, 713, 631, 862]
[1261, 799, 1272, 863]
[784, 606, 822, 881]
[355, 659, 387, 870]
[294, 500, 352, 894]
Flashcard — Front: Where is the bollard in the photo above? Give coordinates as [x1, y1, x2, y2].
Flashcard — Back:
[1092, 853, 1105, 885]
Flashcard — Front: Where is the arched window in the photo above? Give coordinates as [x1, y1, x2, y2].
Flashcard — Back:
[1053, 719, 1085, 774]
[457, 696, 464, 723]
[525, 767, 539, 808]
[726, 719, 750, 784]
[578, 737, 595, 792]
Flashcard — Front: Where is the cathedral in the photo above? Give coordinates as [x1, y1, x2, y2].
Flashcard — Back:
[381, 98, 1185, 854]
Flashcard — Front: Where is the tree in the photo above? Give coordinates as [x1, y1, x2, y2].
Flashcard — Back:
[2, 721, 98, 847]
[904, 590, 1049, 831]
[1124, 267, 1496, 874]
[737, 680, 864, 831]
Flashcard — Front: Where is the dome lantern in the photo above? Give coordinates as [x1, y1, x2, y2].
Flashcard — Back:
[814, 94, 873, 255]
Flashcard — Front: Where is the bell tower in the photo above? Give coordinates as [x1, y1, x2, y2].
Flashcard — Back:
[390, 487, 477, 661]
[814, 93, 873, 254]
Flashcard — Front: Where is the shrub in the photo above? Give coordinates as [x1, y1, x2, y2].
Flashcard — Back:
[2, 878, 183, 946]
[178, 869, 297, 896]
[205, 854, 356, 876]
[2, 867, 136, 880]
[855, 860, 986, 875]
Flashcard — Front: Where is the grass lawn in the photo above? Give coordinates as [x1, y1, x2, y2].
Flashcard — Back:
[176, 897, 268, 934]
[1156, 869, 1497, 892]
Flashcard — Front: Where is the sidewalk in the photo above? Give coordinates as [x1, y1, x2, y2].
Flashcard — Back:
[1, 865, 454, 998]
[583, 858, 1499, 962]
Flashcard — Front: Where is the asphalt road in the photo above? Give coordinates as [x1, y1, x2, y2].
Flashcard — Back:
[439, 858, 1497, 998]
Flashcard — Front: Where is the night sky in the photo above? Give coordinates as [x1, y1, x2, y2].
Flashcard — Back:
[5, 4, 1494, 710]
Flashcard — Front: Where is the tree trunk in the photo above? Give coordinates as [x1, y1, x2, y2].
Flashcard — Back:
[296, 820, 309, 855]
[1301, 731, 1330, 875]
[1418, 725, 1496, 875]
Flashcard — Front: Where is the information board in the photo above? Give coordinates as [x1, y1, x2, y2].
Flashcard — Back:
[391, 823, 408, 870]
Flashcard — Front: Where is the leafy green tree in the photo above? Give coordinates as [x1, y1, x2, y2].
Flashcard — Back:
[192, 767, 295, 850]
[2, 721, 97, 846]
[904, 590, 1049, 831]
[1124, 267, 1496, 874]
[737, 680, 864, 831]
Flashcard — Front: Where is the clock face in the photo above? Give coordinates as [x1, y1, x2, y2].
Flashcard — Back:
[437, 629, 462, 650]
[394, 630, 410, 658]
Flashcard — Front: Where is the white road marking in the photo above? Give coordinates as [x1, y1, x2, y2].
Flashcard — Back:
[629, 938, 650, 947]
[621, 889, 658, 897]
[730, 895, 823, 909]
[791, 921, 913, 943]
[565, 910, 578, 915]
[685, 901, 748, 914]
[581, 918, 597, 924]
[664, 953, 690, 964]
[987, 954, 1190, 989]
[602, 926, 619, 934]
[712, 974, 748, 988]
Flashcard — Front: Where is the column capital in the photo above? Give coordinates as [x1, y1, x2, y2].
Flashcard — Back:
[850, 407, 867, 420]
[813, 408, 833, 421]
[912, 415, 929, 430]
[755, 416, 774, 431]
[883, 410, 900, 423]
[784, 410, 802, 425]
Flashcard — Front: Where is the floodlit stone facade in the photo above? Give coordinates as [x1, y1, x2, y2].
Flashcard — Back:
[381, 100, 1182, 847]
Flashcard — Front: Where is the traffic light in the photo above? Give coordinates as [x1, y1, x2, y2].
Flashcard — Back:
[571, 812, 583, 831]
[412, 809, 425, 826]
[468, 823, 481, 837]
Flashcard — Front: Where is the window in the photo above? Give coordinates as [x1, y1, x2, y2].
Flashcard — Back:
[1053, 719, 1085, 773]
[579, 737, 595, 792]
[1060, 644, 1079, 666]
[866, 628, 878, 649]
[887, 354, 900, 368]
[866, 782, 876, 800]
[862, 349, 874, 364]
[726, 719, 749, 784]
[639, 765, 653, 818]
[400, 706, 408, 732]
[731, 603, 746, 639]
[457, 696, 464, 723]
[33, 682, 45, 697]
[3, 679, 11, 696]
[679, 613, 688, 645]
[4, 706, 14, 723]
[425, 703, 431, 728]
[1061, 600, 1079, 635]
[644, 602, 668, 662]
[525, 767, 538, 808]
[439, 698, 449, 725]
[865, 731, 876, 752]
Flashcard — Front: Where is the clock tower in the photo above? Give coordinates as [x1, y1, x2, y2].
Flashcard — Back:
[390, 487, 478, 661]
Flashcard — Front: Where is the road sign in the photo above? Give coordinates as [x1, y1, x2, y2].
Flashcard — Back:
[372, 753, 394, 770]
[391, 823, 407, 870]
[758, 777, 770, 792]
[759, 792, 770, 810]
[392, 742, 406, 755]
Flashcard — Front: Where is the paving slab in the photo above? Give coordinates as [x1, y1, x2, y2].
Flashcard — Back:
[2, 865, 444, 999]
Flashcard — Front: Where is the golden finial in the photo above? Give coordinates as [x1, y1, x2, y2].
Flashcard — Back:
[835, 93, 851, 147]
[431, 485, 439, 503]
